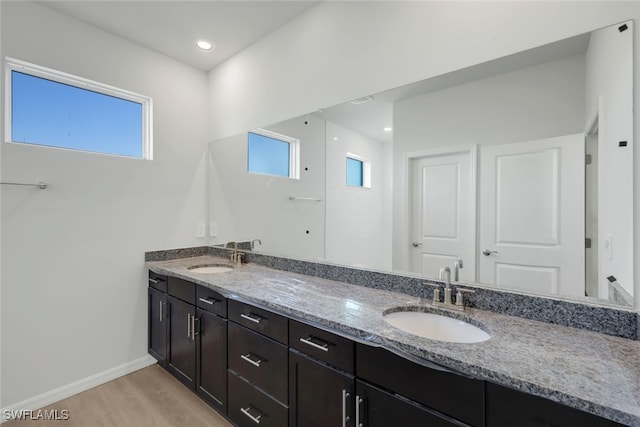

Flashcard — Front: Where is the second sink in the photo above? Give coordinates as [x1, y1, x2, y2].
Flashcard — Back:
[188, 264, 234, 274]
[383, 310, 490, 343]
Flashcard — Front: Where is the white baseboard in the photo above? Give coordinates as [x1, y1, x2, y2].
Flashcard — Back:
[1, 355, 157, 423]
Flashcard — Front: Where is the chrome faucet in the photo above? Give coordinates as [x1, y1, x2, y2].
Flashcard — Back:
[439, 267, 452, 305]
[225, 241, 242, 264]
[453, 259, 463, 281]
[424, 265, 475, 311]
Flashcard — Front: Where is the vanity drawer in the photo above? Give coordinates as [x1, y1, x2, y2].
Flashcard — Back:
[356, 343, 484, 427]
[196, 286, 226, 317]
[228, 322, 288, 404]
[228, 371, 288, 427]
[167, 276, 195, 305]
[228, 300, 288, 344]
[148, 271, 167, 292]
[289, 320, 354, 374]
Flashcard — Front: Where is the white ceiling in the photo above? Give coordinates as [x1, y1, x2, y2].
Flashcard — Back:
[41, 1, 319, 71]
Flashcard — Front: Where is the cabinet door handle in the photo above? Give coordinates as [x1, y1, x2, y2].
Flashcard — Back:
[356, 396, 363, 427]
[299, 336, 329, 352]
[342, 389, 350, 427]
[240, 353, 263, 367]
[159, 300, 164, 322]
[198, 297, 217, 305]
[191, 314, 197, 340]
[240, 313, 262, 324]
[191, 314, 200, 340]
[240, 406, 263, 424]
[148, 278, 159, 284]
[186, 313, 191, 339]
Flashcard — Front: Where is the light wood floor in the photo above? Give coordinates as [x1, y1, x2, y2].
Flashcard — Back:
[5, 365, 233, 427]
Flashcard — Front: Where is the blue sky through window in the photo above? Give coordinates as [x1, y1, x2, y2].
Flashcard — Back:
[11, 70, 143, 157]
[248, 132, 290, 177]
[346, 157, 363, 186]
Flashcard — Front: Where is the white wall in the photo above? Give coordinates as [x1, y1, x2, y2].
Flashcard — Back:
[392, 55, 586, 270]
[325, 121, 392, 270]
[1, 2, 209, 408]
[585, 22, 634, 297]
[208, 115, 325, 259]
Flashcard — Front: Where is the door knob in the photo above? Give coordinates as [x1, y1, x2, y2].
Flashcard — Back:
[482, 249, 498, 256]
[412, 242, 423, 247]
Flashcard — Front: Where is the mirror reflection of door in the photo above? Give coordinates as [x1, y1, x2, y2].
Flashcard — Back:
[585, 114, 599, 299]
[409, 147, 476, 281]
[479, 134, 585, 297]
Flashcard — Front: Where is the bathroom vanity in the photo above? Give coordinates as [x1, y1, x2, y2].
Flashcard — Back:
[146, 252, 639, 426]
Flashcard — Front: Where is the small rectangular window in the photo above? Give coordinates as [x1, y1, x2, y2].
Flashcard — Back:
[346, 153, 371, 188]
[346, 157, 363, 186]
[248, 129, 300, 179]
[5, 58, 152, 159]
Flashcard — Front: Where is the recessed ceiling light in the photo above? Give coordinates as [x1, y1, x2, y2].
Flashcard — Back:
[333, 137, 339, 141]
[350, 95, 374, 105]
[196, 40, 215, 51]
[383, 127, 392, 132]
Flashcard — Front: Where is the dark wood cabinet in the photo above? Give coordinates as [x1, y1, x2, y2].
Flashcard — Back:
[148, 287, 167, 366]
[153, 274, 228, 414]
[486, 382, 624, 427]
[167, 295, 196, 389]
[149, 271, 624, 427]
[355, 379, 466, 427]
[196, 308, 227, 413]
[289, 349, 355, 427]
[228, 321, 288, 404]
[229, 299, 288, 344]
[228, 371, 288, 427]
[356, 343, 484, 426]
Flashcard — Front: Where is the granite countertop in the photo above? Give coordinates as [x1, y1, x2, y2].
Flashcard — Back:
[147, 255, 640, 426]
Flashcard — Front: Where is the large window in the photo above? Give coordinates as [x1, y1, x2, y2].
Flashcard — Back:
[248, 129, 300, 179]
[5, 58, 152, 159]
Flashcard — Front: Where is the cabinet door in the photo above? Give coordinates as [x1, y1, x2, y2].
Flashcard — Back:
[486, 382, 624, 427]
[289, 349, 355, 427]
[167, 296, 196, 389]
[355, 380, 466, 427]
[196, 308, 227, 413]
[148, 287, 167, 366]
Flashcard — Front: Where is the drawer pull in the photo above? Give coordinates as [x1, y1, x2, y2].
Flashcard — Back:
[241, 353, 263, 367]
[300, 336, 329, 352]
[148, 278, 159, 284]
[199, 297, 217, 305]
[240, 406, 263, 424]
[240, 313, 263, 324]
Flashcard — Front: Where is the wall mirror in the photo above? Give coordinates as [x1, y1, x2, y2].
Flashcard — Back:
[208, 20, 634, 308]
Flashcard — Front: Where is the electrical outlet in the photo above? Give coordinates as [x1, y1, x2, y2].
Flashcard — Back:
[196, 222, 206, 238]
[209, 222, 218, 237]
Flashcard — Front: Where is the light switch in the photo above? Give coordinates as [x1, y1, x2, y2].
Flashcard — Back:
[209, 222, 218, 237]
[603, 233, 613, 260]
[196, 222, 206, 238]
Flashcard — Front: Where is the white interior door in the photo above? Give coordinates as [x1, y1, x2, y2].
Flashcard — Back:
[410, 148, 476, 281]
[479, 134, 584, 297]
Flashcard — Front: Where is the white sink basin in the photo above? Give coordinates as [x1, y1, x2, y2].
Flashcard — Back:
[187, 264, 234, 274]
[383, 311, 490, 343]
